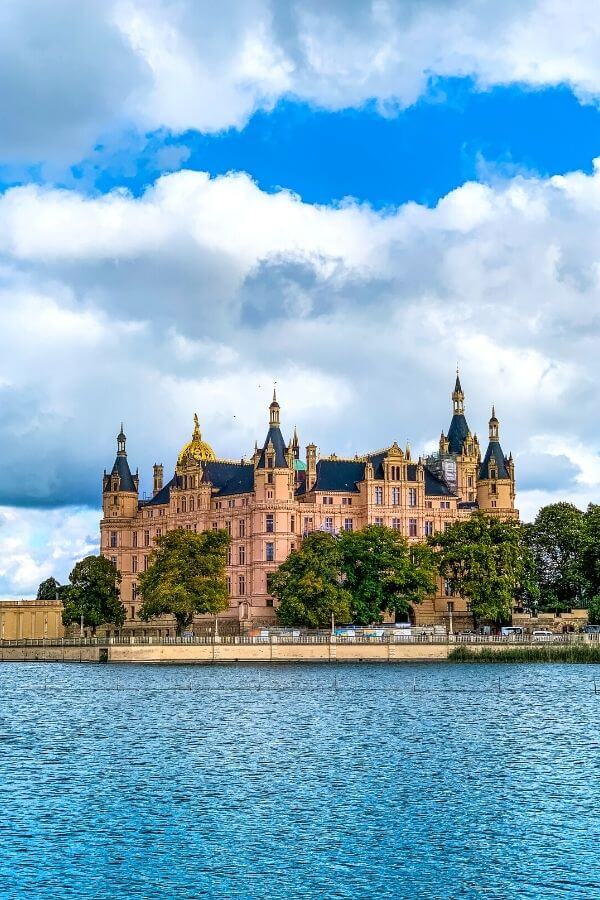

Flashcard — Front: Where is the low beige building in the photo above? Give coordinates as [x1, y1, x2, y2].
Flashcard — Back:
[100, 374, 518, 635]
[0, 599, 64, 640]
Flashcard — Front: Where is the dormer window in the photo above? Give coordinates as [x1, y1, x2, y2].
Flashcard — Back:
[267, 456, 274, 469]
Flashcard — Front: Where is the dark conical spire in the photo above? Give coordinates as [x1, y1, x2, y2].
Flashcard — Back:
[104, 424, 137, 493]
[447, 371, 469, 454]
[258, 388, 288, 468]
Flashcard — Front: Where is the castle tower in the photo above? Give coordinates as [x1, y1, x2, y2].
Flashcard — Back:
[434, 372, 480, 502]
[102, 424, 139, 520]
[477, 407, 516, 512]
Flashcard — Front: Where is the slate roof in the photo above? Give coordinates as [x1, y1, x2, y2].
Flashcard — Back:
[424, 468, 454, 497]
[447, 413, 470, 455]
[312, 459, 365, 493]
[143, 476, 176, 506]
[295, 455, 455, 498]
[109, 454, 137, 493]
[479, 441, 510, 480]
[203, 461, 255, 496]
[256, 425, 289, 468]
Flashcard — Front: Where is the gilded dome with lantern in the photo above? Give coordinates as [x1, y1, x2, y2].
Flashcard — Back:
[177, 414, 216, 466]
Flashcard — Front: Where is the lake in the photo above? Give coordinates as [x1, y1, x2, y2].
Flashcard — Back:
[0, 661, 599, 899]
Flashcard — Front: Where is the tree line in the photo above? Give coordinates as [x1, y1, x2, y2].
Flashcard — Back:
[37, 502, 600, 633]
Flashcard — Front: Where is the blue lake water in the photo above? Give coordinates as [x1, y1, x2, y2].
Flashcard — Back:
[1, 661, 599, 899]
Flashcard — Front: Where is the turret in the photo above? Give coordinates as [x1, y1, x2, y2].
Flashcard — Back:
[477, 407, 516, 512]
[102, 424, 139, 519]
[306, 443, 317, 491]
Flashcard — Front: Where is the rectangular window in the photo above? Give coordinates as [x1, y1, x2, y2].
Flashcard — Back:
[444, 522, 452, 532]
[189, 497, 194, 512]
[159, 508, 165, 517]
[441, 501, 450, 510]
[239, 519, 246, 537]
[392, 487, 400, 505]
[392, 518, 401, 531]
[267, 491, 273, 499]
[266, 598, 274, 607]
[132, 584, 137, 601]
[424, 521, 434, 537]
[324, 517, 334, 532]
[155, 527, 162, 539]
[267, 456, 274, 469]
[447, 600, 455, 613]
[226, 576, 231, 594]
[132, 532, 138, 549]
[375, 487, 383, 505]
[144, 530, 150, 547]
[226, 548, 232, 566]
[111, 556, 117, 566]
[143, 556, 149, 571]
[322, 496, 333, 505]
[467, 476, 473, 488]
[408, 518, 418, 537]
[342, 497, 352, 506]
[492, 500, 497, 508]
[110, 531, 118, 548]
[408, 488, 417, 507]
[425, 500, 432, 509]
[290, 542, 296, 552]
[229, 499, 235, 508]
[212, 521, 218, 531]
[290, 515, 295, 532]
[181, 497, 186, 513]
[374, 516, 384, 526]
[267, 472, 274, 484]
[490, 483, 497, 494]
[266, 514, 274, 533]
[238, 575, 246, 596]
[225, 521, 232, 535]
[265, 542, 275, 562]
[343, 518, 353, 532]
[239, 545, 246, 565]
[303, 516, 313, 533]
[132, 556, 138, 573]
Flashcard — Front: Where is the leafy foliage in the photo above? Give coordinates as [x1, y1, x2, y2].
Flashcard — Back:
[37, 576, 61, 601]
[61, 556, 125, 633]
[581, 503, 600, 601]
[269, 531, 351, 628]
[526, 502, 587, 612]
[339, 525, 436, 625]
[138, 528, 230, 634]
[586, 595, 600, 626]
[271, 525, 436, 627]
[429, 512, 533, 625]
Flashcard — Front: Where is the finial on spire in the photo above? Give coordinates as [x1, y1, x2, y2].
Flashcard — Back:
[489, 406, 499, 440]
[452, 369, 464, 414]
[269, 386, 280, 426]
[117, 423, 126, 455]
[193, 412, 201, 438]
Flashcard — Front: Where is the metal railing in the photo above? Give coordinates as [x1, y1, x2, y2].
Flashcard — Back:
[1, 632, 598, 648]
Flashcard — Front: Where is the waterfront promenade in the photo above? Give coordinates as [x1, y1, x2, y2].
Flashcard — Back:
[1, 632, 596, 664]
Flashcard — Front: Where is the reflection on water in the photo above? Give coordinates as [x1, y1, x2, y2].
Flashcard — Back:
[0, 662, 599, 899]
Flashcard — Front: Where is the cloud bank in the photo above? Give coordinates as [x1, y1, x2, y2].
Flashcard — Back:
[2, 0, 600, 162]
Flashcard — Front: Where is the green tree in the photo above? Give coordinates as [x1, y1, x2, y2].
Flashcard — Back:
[61, 556, 125, 634]
[581, 504, 600, 601]
[269, 531, 351, 628]
[339, 525, 437, 625]
[429, 512, 532, 625]
[37, 576, 61, 601]
[586, 595, 600, 626]
[138, 528, 230, 635]
[526, 502, 587, 613]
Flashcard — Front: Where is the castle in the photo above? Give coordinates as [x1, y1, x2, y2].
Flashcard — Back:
[100, 375, 517, 635]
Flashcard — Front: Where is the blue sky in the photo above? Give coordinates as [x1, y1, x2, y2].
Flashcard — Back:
[1, 0, 600, 595]
[7, 77, 600, 209]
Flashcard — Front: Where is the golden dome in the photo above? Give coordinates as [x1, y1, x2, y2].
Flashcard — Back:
[177, 414, 216, 466]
